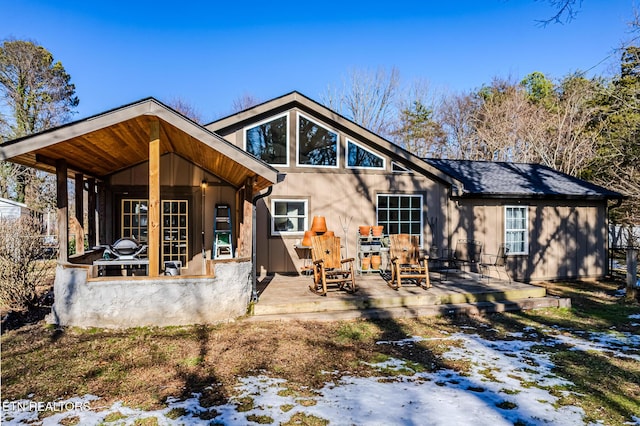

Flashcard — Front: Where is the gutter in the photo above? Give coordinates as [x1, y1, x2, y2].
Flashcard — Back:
[250, 185, 273, 303]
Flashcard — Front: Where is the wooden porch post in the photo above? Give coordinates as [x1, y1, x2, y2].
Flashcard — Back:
[148, 119, 161, 277]
[74, 173, 85, 255]
[56, 159, 68, 263]
[87, 178, 97, 248]
[237, 177, 255, 258]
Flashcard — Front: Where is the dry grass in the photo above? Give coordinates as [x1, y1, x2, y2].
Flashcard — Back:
[1, 278, 639, 424]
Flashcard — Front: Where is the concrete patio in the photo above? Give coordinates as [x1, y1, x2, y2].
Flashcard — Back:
[248, 270, 571, 322]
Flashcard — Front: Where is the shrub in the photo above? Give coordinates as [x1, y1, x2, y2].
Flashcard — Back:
[0, 215, 54, 310]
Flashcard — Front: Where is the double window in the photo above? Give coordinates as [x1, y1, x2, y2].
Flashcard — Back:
[121, 198, 189, 267]
[271, 199, 308, 236]
[377, 194, 423, 245]
[505, 206, 528, 255]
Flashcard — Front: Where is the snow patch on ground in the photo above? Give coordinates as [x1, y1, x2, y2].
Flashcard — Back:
[3, 325, 639, 425]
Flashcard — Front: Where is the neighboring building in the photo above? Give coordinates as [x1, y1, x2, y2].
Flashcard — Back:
[0, 197, 30, 220]
[209, 91, 624, 282]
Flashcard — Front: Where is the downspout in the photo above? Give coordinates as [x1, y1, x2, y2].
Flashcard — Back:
[251, 185, 273, 302]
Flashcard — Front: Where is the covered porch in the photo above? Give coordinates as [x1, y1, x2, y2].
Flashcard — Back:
[249, 272, 569, 321]
[0, 98, 279, 327]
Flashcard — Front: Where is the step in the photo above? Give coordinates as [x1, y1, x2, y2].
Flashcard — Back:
[252, 285, 547, 317]
[247, 297, 571, 322]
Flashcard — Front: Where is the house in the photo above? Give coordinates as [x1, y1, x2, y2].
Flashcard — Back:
[208, 91, 624, 282]
[0, 92, 623, 328]
[0, 197, 30, 220]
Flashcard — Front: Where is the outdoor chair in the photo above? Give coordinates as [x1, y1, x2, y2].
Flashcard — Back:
[309, 235, 357, 296]
[480, 243, 511, 283]
[388, 234, 431, 290]
[440, 239, 483, 279]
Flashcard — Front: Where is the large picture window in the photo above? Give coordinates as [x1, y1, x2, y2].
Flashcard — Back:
[271, 199, 308, 235]
[505, 206, 528, 255]
[245, 113, 288, 166]
[347, 139, 385, 169]
[377, 194, 423, 244]
[297, 113, 338, 167]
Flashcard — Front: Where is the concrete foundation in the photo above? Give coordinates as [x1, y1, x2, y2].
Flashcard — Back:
[49, 260, 252, 328]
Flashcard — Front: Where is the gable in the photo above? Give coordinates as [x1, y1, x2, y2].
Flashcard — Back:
[1, 98, 278, 191]
[207, 91, 456, 184]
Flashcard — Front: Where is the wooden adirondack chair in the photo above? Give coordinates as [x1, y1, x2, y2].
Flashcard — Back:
[309, 235, 357, 296]
[389, 234, 431, 290]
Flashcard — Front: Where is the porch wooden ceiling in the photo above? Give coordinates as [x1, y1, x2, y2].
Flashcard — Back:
[2, 101, 276, 192]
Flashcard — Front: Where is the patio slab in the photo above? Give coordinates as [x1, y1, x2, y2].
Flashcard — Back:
[248, 271, 570, 321]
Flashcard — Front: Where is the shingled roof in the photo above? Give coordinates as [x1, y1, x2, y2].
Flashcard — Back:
[424, 159, 624, 200]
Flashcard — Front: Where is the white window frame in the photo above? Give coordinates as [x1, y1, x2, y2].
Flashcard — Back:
[296, 112, 339, 169]
[504, 205, 528, 255]
[346, 139, 385, 170]
[392, 161, 413, 174]
[376, 194, 423, 246]
[271, 198, 309, 236]
[243, 112, 290, 167]
[161, 200, 189, 268]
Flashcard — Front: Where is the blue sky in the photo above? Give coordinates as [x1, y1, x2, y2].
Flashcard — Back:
[3, 0, 635, 123]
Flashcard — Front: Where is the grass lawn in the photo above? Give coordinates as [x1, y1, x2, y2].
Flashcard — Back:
[1, 278, 639, 425]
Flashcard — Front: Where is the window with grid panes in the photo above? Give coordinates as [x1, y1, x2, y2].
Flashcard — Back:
[121, 199, 148, 244]
[504, 206, 528, 254]
[162, 200, 189, 267]
[376, 194, 423, 245]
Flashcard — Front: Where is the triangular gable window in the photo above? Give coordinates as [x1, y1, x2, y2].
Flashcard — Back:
[244, 113, 289, 166]
[297, 113, 338, 168]
[392, 162, 413, 173]
[347, 139, 385, 169]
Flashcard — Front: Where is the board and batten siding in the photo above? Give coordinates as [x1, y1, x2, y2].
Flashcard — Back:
[449, 199, 608, 282]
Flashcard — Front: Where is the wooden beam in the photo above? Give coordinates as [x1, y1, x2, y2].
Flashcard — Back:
[237, 177, 255, 258]
[148, 119, 160, 277]
[74, 173, 85, 255]
[56, 159, 68, 263]
[87, 178, 97, 248]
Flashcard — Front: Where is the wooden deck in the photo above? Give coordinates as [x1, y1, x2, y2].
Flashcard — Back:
[248, 270, 570, 322]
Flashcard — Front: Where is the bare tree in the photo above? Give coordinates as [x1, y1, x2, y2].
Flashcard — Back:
[231, 92, 261, 113]
[0, 215, 54, 310]
[166, 96, 203, 124]
[391, 80, 448, 157]
[439, 91, 480, 159]
[535, 75, 600, 175]
[537, 0, 583, 26]
[322, 66, 400, 137]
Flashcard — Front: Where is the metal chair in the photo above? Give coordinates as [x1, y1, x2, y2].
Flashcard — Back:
[480, 244, 511, 283]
